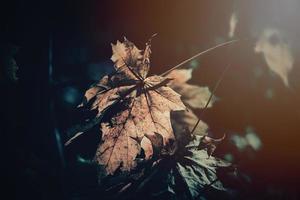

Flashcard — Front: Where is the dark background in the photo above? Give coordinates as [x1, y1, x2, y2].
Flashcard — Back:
[1, 0, 300, 199]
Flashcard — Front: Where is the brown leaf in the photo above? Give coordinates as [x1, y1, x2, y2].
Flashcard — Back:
[166, 69, 215, 136]
[78, 38, 186, 175]
[167, 69, 216, 109]
[78, 75, 110, 107]
[96, 77, 185, 174]
[111, 37, 151, 80]
[171, 110, 209, 137]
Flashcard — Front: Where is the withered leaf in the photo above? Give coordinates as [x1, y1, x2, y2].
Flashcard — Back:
[167, 68, 216, 109]
[78, 38, 186, 175]
[101, 133, 232, 199]
[171, 110, 209, 137]
[166, 68, 216, 136]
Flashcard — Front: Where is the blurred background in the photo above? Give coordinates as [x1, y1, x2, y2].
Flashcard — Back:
[1, 0, 300, 199]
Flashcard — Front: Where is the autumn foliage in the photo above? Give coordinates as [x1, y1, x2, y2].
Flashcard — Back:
[66, 37, 235, 199]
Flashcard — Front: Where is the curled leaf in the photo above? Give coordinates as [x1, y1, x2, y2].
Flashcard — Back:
[198, 134, 226, 158]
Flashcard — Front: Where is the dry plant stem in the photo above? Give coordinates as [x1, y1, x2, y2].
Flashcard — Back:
[161, 39, 238, 77]
[190, 64, 231, 135]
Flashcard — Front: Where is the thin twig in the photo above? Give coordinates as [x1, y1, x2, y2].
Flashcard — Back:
[190, 64, 231, 135]
[160, 39, 238, 76]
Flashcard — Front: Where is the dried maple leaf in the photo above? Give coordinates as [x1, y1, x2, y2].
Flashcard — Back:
[78, 37, 186, 175]
[66, 38, 238, 178]
[166, 68, 216, 136]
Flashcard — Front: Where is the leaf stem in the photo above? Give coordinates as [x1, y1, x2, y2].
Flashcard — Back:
[190, 64, 231, 135]
[161, 39, 238, 76]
